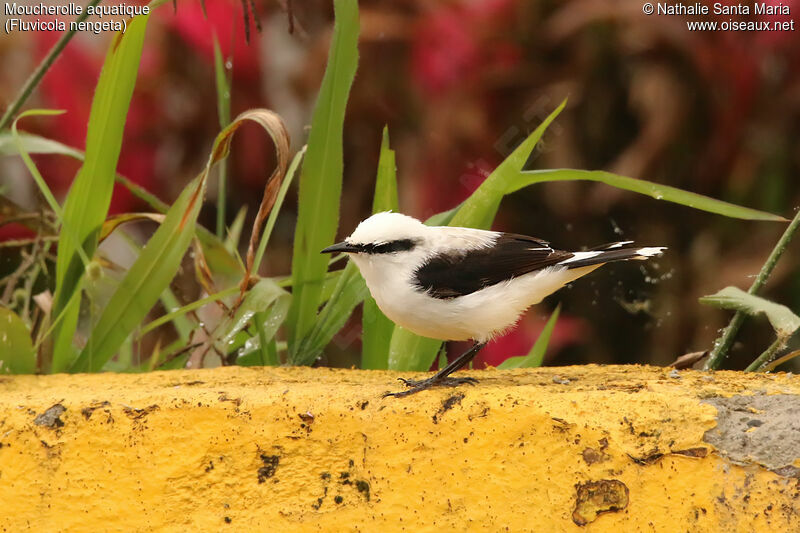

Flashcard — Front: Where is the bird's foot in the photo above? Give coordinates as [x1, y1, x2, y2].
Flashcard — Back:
[383, 375, 479, 398]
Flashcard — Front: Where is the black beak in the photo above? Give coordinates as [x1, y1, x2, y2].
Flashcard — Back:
[321, 241, 361, 254]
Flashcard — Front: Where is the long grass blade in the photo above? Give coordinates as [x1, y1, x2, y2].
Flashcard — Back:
[212, 32, 232, 238]
[3, 120, 80, 158]
[70, 175, 204, 372]
[515, 169, 787, 222]
[362, 126, 400, 369]
[292, 261, 369, 366]
[286, 0, 359, 361]
[51, 14, 151, 371]
[157, 287, 198, 343]
[140, 286, 238, 338]
[225, 206, 248, 256]
[10, 111, 68, 225]
[252, 146, 306, 272]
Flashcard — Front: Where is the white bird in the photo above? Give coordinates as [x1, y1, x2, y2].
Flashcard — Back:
[322, 212, 665, 397]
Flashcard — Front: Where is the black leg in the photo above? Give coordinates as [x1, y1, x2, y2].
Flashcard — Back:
[384, 341, 487, 398]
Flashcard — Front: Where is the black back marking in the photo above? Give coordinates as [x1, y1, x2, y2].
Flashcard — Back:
[413, 233, 572, 299]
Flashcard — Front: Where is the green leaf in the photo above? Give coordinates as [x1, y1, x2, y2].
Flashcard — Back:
[252, 146, 306, 272]
[286, 0, 359, 359]
[70, 175, 204, 372]
[1, 125, 81, 158]
[387, 332, 443, 372]
[371, 126, 399, 213]
[700, 286, 800, 338]
[139, 286, 238, 338]
[514, 169, 787, 222]
[424, 205, 460, 227]
[0, 307, 36, 374]
[51, 15, 151, 371]
[292, 261, 369, 366]
[224, 206, 248, 256]
[212, 32, 232, 129]
[254, 312, 279, 366]
[319, 269, 344, 305]
[212, 32, 232, 239]
[498, 304, 561, 369]
[158, 287, 197, 343]
[215, 278, 290, 356]
[362, 126, 400, 370]
[232, 281, 292, 366]
[9, 111, 70, 243]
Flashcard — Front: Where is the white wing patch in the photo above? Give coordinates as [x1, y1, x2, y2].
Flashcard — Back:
[634, 247, 666, 258]
[560, 251, 602, 264]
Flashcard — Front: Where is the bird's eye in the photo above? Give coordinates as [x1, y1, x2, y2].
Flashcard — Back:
[363, 239, 416, 254]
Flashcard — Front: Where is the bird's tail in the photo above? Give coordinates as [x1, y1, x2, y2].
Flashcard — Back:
[560, 242, 666, 269]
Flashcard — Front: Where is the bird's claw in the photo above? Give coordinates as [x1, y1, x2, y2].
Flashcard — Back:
[383, 375, 479, 398]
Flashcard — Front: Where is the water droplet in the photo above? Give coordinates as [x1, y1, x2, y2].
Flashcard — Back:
[225, 60, 233, 70]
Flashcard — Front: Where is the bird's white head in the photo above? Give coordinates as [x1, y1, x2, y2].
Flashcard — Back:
[321, 212, 428, 257]
[320, 212, 431, 294]
[349, 212, 427, 246]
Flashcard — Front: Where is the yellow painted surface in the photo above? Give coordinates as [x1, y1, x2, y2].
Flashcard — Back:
[1, 365, 799, 532]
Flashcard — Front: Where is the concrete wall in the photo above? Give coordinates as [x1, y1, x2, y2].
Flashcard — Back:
[1, 365, 798, 531]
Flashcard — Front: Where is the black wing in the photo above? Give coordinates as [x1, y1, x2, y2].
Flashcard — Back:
[413, 233, 573, 299]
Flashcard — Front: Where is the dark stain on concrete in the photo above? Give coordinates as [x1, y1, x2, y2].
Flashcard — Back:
[432, 393, 465, 424]
[572, 479, 629, 526]
[123, 404, 159, 420]
[81, 401, 110, 421]
[34, 404, 66, 429]
[672, 447, 709, 458]
[257, 454, 280, 483]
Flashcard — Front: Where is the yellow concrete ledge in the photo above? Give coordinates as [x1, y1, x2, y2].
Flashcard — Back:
[1, 365, 799, 532]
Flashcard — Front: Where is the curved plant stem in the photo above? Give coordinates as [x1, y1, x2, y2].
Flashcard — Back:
[0, 0, 102, 131]
[704, 207, 800, 370]
[760, 348, 800, 372]
[745, 337, 786, 372]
